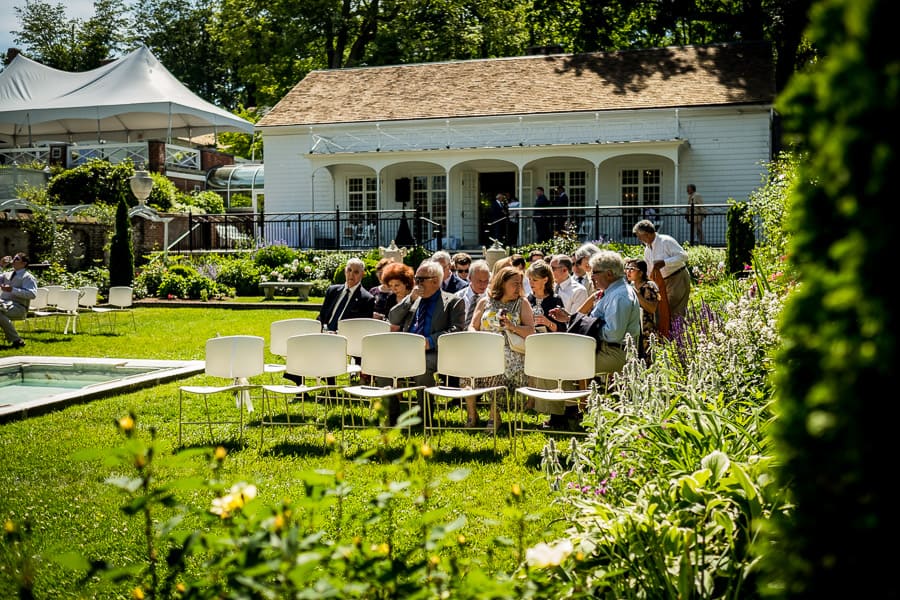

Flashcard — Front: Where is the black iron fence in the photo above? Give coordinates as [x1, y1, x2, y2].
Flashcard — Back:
[168, 204, 737, 253]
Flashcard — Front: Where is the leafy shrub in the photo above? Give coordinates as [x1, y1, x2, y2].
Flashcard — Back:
[252, 244, 297, 269]
[46, 158, 130, 206]
[215, 257, 261, 296]
[134, 261, 168, 297]
[145, 172, 179, 212]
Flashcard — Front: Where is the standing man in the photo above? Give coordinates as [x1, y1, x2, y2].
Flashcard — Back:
[552, 185, 569, 233]
[457, 259, 491, 329]
[489, 193, 508, 242]
[549, 254, 588, 315]
[318, 257, 375, 332]
[686, 184, 707, 244]
[632, 219, 691, 319]
[533, 186, 551, 243]
[432, 250, 468, 294]
[0, 253, 37, 349]
[388, 260, 466, 424]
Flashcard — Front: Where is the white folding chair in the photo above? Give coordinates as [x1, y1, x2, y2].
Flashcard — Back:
[341, 332, 426, 434]
[178, 335, 265, 446]
[513, 333, 597, 451]
[44, 285, 65, 311]
[260, 333, 349, 445]
[24, 287, 52, 331]
[265, 318, 322, 380]
[337, 317, 391, 380]
[77, 286, 100, 332]
[54, 289, 81, 334]
[92, 286, 136, 333]
[423, 331, 509, 451]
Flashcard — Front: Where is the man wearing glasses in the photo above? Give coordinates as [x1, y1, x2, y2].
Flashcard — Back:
[451, 252, 472, 282]
[388, 260, 466, 425]
[0, 253, 38, 349]
[550, 250, 641, 376]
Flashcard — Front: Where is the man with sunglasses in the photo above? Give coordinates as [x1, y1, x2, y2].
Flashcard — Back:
[451, 252, 472, 282]
[0, 253, 38, 349]
[387, 260, 466, 425]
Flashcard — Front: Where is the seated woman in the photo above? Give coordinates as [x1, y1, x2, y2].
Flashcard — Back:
[468, 266, 535, 430]
[369, 257, 396, 320]
[380, 261, 415, 331]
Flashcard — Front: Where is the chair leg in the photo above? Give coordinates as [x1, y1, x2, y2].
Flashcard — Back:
[178, 391, 184, 446]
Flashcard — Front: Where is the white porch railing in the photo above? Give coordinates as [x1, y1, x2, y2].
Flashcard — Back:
[0, 142, 201, 171]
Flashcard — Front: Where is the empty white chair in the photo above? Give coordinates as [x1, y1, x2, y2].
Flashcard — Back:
[24, 287, 52, 331]
[44, 285, 65, 311]
[513, 333, 597, 450]
[178, 335, 265, 446]
[337, 317, 391, 379]
[423, 331, 508, 451]
[93, 286, 135, 333]
[54, 289, 81, 334]
[265, 318, 322, 379]
[77, 286, 100, 332]
[341, 332, 426, 434]
[260, 333, 349, 445]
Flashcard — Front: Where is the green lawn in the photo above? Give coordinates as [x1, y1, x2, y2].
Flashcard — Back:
[0, 307, 568, 597]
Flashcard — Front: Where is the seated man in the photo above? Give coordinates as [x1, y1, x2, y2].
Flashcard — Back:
[0, 253, 38, 349]
[387, 260, 466, 425]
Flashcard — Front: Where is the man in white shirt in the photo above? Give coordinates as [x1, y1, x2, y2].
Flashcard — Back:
[633, 219, 691, 318]
[549, 254, 587, 314]
[457, 259, 491, 328]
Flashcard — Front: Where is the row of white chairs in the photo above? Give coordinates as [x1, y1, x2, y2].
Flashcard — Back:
[178, 318, 599, 454]
[26, 285, 135, 334]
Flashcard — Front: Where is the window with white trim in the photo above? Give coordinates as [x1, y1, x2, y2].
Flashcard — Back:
[620, 168, 661, 236]
[548, 170, 586, 207]
[348, 176, 377, 214]
[413, 174, 447, 233]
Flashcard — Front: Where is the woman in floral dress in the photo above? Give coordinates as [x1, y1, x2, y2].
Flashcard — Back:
[468, 266, 535, 429]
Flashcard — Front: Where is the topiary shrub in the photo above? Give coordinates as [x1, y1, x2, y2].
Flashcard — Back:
[108, 198, 134, 286]
[725, 201, 755, 275]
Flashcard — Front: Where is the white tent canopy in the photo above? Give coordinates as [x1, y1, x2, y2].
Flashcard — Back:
[0, 46, 254, 147]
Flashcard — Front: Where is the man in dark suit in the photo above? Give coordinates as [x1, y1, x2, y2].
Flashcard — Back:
[432, 250, 468, 294]
[387, 259, 466, 424]
[318, 257, 375, 332]
[533, 186, 551, 242]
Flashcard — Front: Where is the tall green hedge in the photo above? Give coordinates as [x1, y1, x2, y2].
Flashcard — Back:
[108, 198, 134, 287]
[763, 0, 897, 596]
[725, 201, 754, 274]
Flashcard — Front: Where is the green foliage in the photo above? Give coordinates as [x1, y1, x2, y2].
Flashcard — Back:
[746, 152, 799, 269]
[252, 243, 298, 269]
[762, 0, 896, 596]
[726, 201, 755, 275]
[214, 256, 260, 296]
[145, 171, 179, 212]
[229, 192, 252, 208]
[45, 159, 131, 206]
[174, 190, 225, 214]
[108, 198, 134, 287]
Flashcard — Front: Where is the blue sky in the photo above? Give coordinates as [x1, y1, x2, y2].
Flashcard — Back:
[2, 0, 97, 62]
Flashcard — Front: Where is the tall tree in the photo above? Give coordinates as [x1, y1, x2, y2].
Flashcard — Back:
[10, 0, 129, 70]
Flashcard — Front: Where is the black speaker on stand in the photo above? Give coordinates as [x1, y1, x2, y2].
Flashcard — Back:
[395, 178, 414, 245]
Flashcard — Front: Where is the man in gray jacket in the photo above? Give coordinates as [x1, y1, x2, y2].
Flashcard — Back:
[0, 253, 38, 349]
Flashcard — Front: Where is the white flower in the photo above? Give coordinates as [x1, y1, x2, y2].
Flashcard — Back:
[525, 539, 573, 568]
[210, 482, 258, 518]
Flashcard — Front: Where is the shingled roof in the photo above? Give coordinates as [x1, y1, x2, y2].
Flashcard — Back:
[258, 42, 774, 128]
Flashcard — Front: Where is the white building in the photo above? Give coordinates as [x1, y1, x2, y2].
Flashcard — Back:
[257, 42, 775, 248]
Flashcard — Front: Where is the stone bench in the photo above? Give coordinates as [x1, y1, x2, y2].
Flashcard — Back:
[259, 281, 313, 301]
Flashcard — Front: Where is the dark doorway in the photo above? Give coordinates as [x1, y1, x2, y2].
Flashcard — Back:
[478, 171, 516, 246]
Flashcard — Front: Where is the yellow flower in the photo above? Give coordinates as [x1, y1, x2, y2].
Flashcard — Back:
[420, 443, 433, 458]
[371, 542, 390, 555]
[132, 587, 145, 599]
[176, 582, 186, 594]
[457, 534, 466, 546]
[429, 555, 441, 567]
[325, 432, 337, 446]
[273, 513, 285, 531]
[214, 446, 227, 461]
[511, 483, 522, 497]
[118, 415, 135, 432]
[4, 519, 15, 534]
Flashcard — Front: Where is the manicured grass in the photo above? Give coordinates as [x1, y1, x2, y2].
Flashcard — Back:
[0, 307, 568, 597]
